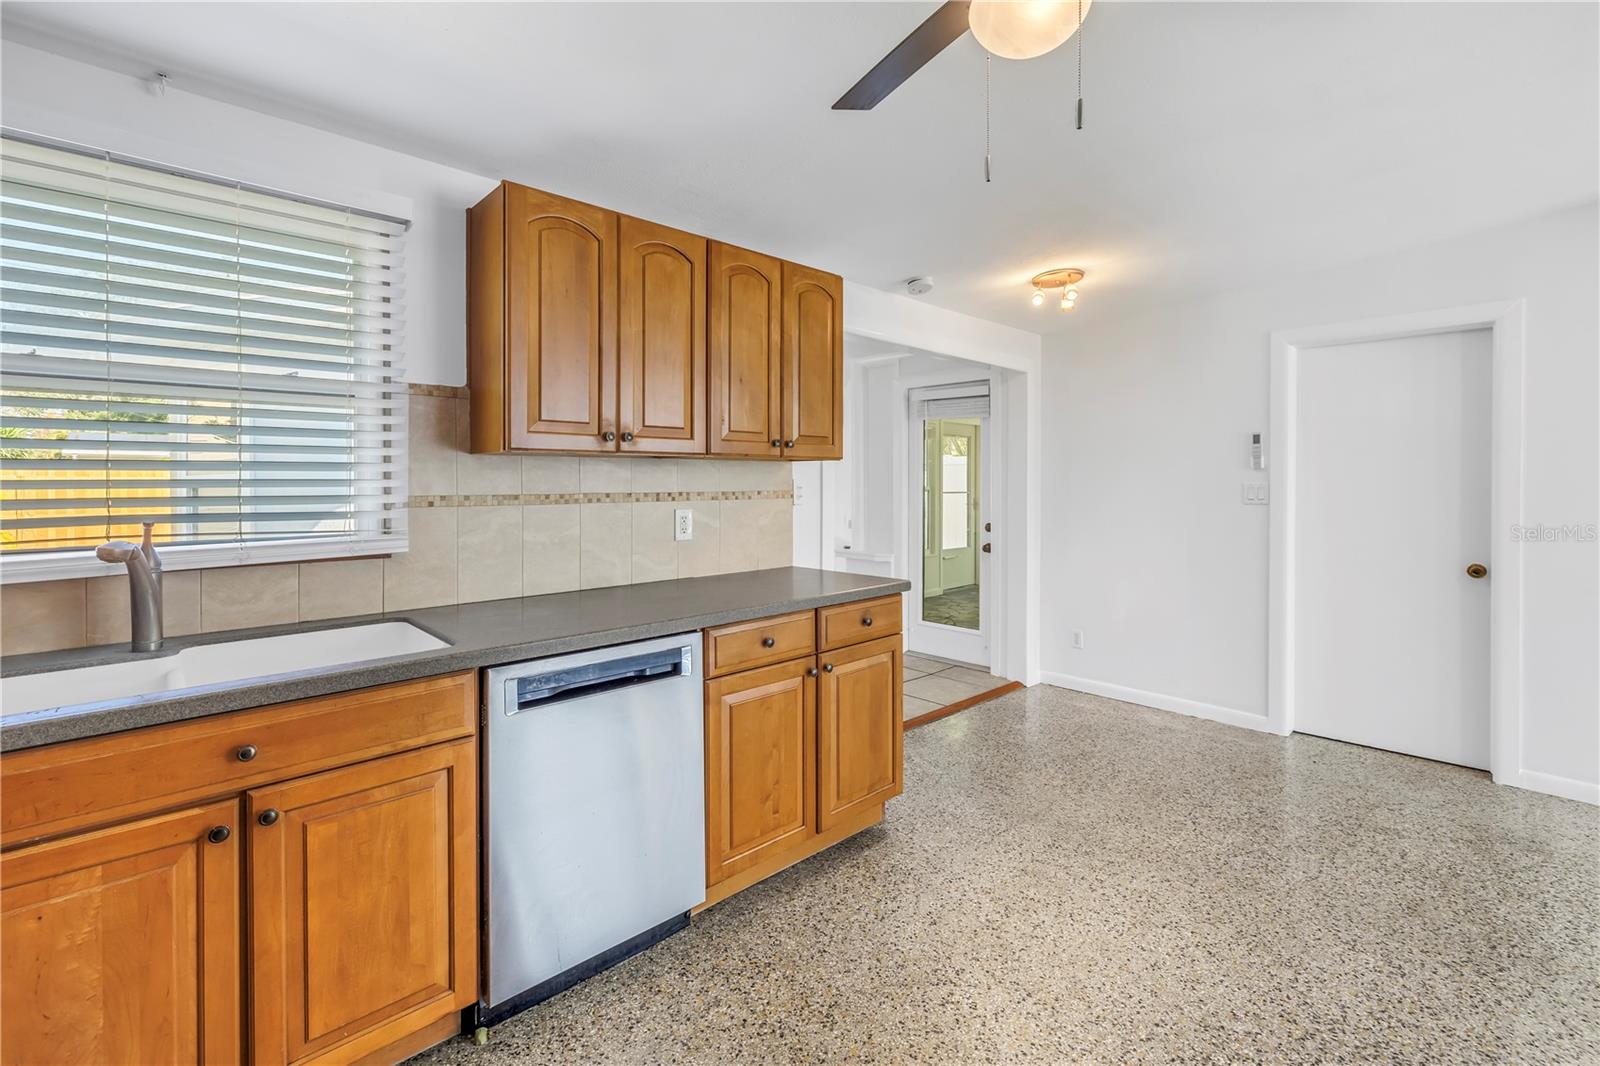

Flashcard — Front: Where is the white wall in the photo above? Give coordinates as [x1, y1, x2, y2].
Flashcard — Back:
[1042, 201, 1600, 798]
[2, 41, 493, 387]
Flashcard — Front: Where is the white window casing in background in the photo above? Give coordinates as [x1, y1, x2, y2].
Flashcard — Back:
[0, 133, 409, 583]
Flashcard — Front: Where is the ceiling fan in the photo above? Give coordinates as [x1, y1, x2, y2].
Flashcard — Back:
[833, 0, 1091, 110]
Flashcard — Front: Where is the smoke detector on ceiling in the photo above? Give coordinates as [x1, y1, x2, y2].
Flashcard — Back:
[904, 277, 934, 296]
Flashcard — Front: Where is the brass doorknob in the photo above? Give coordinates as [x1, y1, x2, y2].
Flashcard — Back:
[1466, 563, 1488, 579]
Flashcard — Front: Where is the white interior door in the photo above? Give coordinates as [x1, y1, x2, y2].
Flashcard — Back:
[1294, 328, 1492, 768]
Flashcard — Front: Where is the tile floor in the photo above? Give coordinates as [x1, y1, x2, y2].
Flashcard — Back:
[902, 651, 1001, 722]
[413, 684, 1599, 1065]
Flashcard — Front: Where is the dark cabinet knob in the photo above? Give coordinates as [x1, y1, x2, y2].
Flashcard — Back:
[770, 439, 781, 448]
[621, 431, 634, 442]
[602, 430, 616, 443]
[257, 809, 280, 827]
[207, 825, 231, 845]
[783, 440, 794, 448]
[762, 637, 776, 648]
[823, 663, 834, 673]
[862, 615, 873, 627]
[236, 744, 257, 762]
[807, 667, 819, 678]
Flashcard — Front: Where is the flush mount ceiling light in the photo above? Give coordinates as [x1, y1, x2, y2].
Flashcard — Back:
[969, 0, 1092, 60]
[1030, 267, 1085, 312]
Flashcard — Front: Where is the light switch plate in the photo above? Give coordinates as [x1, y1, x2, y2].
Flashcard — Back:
[1241, 483, 1269, 505]
[674, 508, 693, 541]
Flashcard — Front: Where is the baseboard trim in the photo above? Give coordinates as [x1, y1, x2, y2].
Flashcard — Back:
[1039, 673, 1274, 734]
[1501, 769, 1600, 806]
[1043, 674, 1599, 806]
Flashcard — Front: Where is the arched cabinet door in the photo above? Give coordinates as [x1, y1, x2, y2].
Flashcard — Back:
[708, 242, 782, 457]
[781, 262, 844, 460]
[504, 184, 618, 452]
[619, 217, 706, 454]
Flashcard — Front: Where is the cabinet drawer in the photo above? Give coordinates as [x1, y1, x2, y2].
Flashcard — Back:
[704, 611, 816, 678]
[1, 672, 476, 848]
[817, 595, 902, 651]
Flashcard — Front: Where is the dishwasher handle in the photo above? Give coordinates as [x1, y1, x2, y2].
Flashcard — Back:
[508, 644, 693, 714]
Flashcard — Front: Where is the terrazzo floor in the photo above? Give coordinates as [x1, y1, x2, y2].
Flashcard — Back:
[413, 684, 1600, 1066]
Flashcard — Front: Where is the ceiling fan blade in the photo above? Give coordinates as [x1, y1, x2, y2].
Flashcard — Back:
[832, 0, 972, 111]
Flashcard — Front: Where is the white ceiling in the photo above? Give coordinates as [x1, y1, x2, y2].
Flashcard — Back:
[4, 2, 1595, 333]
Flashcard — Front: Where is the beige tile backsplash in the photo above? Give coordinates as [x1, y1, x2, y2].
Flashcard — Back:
[1, 388, 795, 655]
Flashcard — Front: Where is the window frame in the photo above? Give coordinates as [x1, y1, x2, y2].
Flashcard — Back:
[0, 131, 411, 585]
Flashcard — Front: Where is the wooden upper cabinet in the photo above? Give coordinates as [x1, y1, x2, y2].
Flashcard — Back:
[708, 242, 783, 457]
[0, 800, 242, 1066]
[618, 216, 706, 454]
[247, 740, 477, 1065]
[704, 658, 816, 884]
[470, 182, 843, 461]
[816, 635, 903, 832]
[470, 182, 619, 453]
[781, 263, 844, 460]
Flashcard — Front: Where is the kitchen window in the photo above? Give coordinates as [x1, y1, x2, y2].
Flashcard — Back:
[0, 133, 409, 582]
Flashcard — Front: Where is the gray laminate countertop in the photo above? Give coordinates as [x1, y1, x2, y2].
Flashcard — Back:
[0, 567, 909, 751]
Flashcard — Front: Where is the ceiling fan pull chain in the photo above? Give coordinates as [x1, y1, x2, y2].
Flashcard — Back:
[1076, 0, 1085, 130]
[984, 54, 992, 182]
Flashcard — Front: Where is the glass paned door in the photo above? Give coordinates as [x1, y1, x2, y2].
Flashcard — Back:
[921, 418, 981, 631]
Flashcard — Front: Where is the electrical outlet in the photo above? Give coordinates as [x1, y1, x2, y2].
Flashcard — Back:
[674, 508, 693, 541]
[1072, 630, 1085, 650]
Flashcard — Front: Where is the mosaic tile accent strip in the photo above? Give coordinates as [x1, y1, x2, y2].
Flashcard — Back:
[408, 488, 794, 509]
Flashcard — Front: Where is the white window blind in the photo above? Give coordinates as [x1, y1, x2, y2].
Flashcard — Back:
[914, 383, 990, 421]
[0, 134, 408, 582]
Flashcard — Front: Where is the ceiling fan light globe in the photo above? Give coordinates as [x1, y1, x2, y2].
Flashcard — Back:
[969, 0, 1091, 61]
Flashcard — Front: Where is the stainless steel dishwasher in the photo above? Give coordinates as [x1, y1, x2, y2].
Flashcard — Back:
[479, 632, 704, 1028]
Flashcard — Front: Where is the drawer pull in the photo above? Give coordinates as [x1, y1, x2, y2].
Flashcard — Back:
[257, 809, 280, 827]
[206, 825, 231, 845]
[236, 744, 258, 762]
[862, 615, 873, 627]
[762, 637, 776, 648]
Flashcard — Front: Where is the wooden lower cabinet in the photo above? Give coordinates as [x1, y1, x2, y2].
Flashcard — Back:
[248, 740, 478, 1066]
[701, 602, 904, 907]
[0, 800, 243, 1066]
[0, 674, 478, 1066]
[817, 636, 904, 830]
[704, 659, 816, 885]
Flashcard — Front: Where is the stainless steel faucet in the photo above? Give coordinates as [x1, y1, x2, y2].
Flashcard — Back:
[96, 522, 164, 652]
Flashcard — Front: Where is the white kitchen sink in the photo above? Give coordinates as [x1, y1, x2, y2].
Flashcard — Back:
[1, 622, 450, 718]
